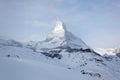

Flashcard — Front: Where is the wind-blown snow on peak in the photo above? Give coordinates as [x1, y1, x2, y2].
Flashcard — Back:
[51, 20, 66, 33]
[46, 20, 67, 41]
[37, 20, 89, 49]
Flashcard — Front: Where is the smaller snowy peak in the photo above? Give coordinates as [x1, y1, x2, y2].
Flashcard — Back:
[94, 48, 115, 56]
[113, 48, 120, 54]
[94, 47, 120, 56]
[0, 39, 23, 47]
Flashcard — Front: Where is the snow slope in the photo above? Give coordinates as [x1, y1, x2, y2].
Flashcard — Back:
[0, 57, 102, 80]
[0, 45, 120, 80]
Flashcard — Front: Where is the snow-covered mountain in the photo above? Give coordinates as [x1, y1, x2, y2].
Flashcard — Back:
[94, 48, 116, 56]
[0, 38, 23, 47]
[0, 20, 120, 80]
[94, 48, 120, 55]
[94, 47, 120, 59]
[35, 20, 89, 51]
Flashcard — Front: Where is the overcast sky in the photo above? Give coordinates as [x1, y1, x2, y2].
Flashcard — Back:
[0, 0, 120, 48]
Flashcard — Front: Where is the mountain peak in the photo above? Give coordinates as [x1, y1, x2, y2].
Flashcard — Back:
[53, 20, 66, 33]
[46, 20, 67, 41]
[50, 20, 67, 35]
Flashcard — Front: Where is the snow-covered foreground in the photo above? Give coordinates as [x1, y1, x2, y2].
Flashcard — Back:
[0, 57, 98, 80]
[0, 46, 93, 80]
[0, 45, 120, 80]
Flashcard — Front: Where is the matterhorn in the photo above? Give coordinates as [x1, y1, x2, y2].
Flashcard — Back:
[35, 20, 90, 52]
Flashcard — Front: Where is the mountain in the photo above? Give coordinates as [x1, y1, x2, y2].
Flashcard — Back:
[94, 47, 120, 58]
[35, 20, 89, 51]
[94, 48, 117, 56]
[32, 20, 95, 59]
[0, 20, 120, 80]
[94, 48, 120, 55]
[0, 37, 23, 47]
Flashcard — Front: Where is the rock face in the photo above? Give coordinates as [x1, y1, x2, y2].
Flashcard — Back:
[36, 20, 89, 51]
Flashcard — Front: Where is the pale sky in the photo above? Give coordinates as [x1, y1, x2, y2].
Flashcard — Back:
[0, 0, 120, 48]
